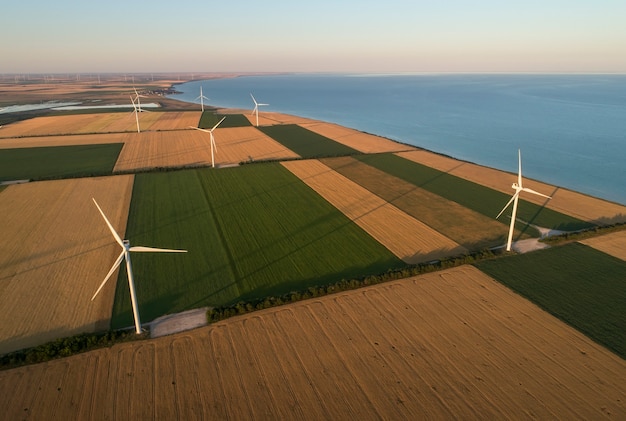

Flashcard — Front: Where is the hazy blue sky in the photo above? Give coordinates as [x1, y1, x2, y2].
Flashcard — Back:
[2, 0, 625, 73]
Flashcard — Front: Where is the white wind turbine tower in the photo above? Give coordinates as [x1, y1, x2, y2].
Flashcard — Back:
[91, 198, 187, 334]
[250, 93, 268, 127]
[130, 95, 141, 133]
[496, 149, 552, 252]
[195, 86, 210, 112]
[189, 116, 226, 168]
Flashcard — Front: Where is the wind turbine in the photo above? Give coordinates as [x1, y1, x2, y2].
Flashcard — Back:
[132, 87, 148, 112]
[195, 86, 209, 112]
[250, 93, 268, 127]
[496, 149, 552, 252]
[130, 95, 141, 133]
[90, 198, 187, 334]
[189, 116, 226, 168]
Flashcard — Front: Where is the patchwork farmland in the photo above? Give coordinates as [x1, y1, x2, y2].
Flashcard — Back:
[1, 88, 626, 419]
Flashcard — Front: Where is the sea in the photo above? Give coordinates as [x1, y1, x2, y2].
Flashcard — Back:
[168, 74, 626, 205]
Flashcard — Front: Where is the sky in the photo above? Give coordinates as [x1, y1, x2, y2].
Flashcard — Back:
[2, 0, 626, 74]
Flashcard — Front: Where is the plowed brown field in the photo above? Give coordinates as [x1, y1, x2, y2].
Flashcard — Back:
[1, 265, 624, 419]
[0, 176, 134, 354]
[302, 121, 415, 153]
[0, 111, 202, 138]
[282, 159, 467, 263]
[397, 150, 626, 224]
[580, 230, 626, 261]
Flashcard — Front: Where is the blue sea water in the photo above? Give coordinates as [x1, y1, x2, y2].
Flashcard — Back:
[169, 74, 626, 205]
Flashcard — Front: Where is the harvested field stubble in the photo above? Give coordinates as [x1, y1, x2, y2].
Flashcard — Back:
[0, 175, 134, 354]
[1, 266, 625, 419]
[0, 132, 127, 149]
[0, 111, 202, 138]
[113, 127, 300, 172]
[282, 159, 467, 263]
[302, 121, 414, 153]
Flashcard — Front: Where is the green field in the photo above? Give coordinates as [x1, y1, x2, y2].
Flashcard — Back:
[198, 112, 251, 128]
[111, 164, 403, 328]
[475, 243, 626, 358]
[357, 153, 594, 234]
[0, 143, 124, 181]
[258, 124, 359, 158]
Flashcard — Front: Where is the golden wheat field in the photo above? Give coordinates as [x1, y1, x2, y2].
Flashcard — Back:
[282, 159, 467, 263]
[580, 230, 626, 261]
[0, 111, 202, 138]
[215, 126, 301, 163]
[113, 130, 212, 172]
[396, 150, 626, 224]
[0, 132, 127, 149]
[113, 127, 300, 172]
[0, 176, 134, 354]
[302, 121, 415, 153]
[1, 265, 624, 419]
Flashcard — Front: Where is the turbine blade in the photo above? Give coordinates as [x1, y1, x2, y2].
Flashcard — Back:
[92, 198, 124, 248]
[250, 93, 257, 105]
[259, 103, 269, 106]
[130, 246, 187, 253]
[211, 116, 226, 131]
[190, 126, 211, 133]
[522, 187, 552, 199]
[496, 192, 519, 219]
[517, 149, 523, 188]
[91, 250, 125, 300]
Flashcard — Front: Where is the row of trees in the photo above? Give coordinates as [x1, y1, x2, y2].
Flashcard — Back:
[207, 248, 498, 323]
[0, 330, 144, 370]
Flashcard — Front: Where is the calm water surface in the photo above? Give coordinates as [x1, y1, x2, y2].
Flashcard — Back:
[170, 74, 626, 205]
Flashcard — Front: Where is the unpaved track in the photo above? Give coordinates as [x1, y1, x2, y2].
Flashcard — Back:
[1, 266, 624, 419]
[0, 176, 134, 354]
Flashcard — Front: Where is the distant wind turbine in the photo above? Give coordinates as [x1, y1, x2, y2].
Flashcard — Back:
[496, 149, 552, 251]
[91, 198, 187, 334]
[189, 116, 226, 168]
[195, 86, 210, 112]
[250, 93, 268, 127]
[130, 95, 141, 133]
[132, 87, 148, 112]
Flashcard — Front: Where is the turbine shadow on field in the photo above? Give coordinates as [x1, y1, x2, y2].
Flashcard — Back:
[0, 241, 112, 282]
